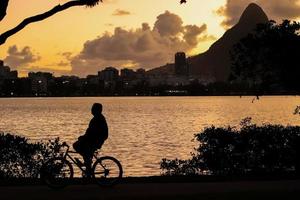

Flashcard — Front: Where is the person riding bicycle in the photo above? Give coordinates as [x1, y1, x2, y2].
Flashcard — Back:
[73, 103, 108, 175]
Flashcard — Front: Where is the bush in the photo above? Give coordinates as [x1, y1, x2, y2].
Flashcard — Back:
[0, 133, 63, 178]
[161, 120, 300, 176]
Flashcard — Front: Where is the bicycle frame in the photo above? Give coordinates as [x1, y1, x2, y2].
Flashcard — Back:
[61, 143, 105, 175]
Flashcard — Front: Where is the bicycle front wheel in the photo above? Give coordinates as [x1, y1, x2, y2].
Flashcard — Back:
[40, 157, 74, 189]
[92, 156, 123, 186]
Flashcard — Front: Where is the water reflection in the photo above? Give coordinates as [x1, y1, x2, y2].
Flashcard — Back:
[0, 96, 299, 176]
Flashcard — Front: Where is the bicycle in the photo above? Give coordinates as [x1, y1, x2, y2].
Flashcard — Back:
[40, 142, 123, 189]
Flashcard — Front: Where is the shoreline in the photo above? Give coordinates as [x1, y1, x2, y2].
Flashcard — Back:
[0, 94, 300, 99]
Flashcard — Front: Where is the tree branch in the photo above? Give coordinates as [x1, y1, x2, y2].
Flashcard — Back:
[0, 0, 9, 21]
[0, 0, 101, 46]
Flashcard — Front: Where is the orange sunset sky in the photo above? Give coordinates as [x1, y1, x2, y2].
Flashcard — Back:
[0, 0, 299, 77]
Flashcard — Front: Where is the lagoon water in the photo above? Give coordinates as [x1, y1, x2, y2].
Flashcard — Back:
[0, 96, 300, 177]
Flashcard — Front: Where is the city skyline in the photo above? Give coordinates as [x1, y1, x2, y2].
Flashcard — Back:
[0, 51, 202, 97]
[1, 0, 300, 77]
[0, 50, 186, 78]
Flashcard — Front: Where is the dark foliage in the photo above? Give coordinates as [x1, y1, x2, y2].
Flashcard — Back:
[82, 0, 102, 7]
[161, 121, 300, 176]
[0, 133, 63, 178]
[230, 20, 300, 93]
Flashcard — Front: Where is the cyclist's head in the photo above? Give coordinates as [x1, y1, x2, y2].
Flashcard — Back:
[91, 103, 102, 116]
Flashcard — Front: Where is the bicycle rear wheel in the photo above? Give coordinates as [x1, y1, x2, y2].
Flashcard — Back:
[92, 156, 123, 186]
[40, 157, 74, 189]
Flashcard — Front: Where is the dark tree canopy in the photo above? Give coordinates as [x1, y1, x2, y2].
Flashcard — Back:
[230, 20, 300, 93]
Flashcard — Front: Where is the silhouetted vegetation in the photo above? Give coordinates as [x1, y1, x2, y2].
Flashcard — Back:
[230, 20, 300, 93]
[161, 119, 300, 176]
[0, 133, 62, 178]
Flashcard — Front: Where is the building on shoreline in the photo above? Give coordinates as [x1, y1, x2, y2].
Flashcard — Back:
[175, 52, 189, 77]
[28, 72, 53, 96]
[0, 52, 220, 97]
[0, 60, 18, 79]
[0, 60, 18, 96]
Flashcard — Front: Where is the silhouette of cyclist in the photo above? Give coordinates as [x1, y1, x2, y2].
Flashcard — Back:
[73, 103, 108, 175]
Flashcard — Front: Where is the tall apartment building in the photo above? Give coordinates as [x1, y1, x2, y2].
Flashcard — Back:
[175, 52, 189, 76]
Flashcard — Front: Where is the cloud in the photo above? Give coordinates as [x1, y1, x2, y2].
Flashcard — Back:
[154, 11, 183, 36]
[56, 61, 69, 67]
[4, 45, 40, 70]
[184, 24, 207, 46]
[46, 52, 73, 71]
[112, 9, 131, 16]
[217, 0, 300, 28]
[71, 11, 210, 76]
[60, 52, 73, 61]
[199, 34, 217, 42]
[8, 50, 72, 76]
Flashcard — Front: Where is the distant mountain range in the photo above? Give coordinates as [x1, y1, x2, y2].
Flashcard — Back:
[148, 3, 269, 82]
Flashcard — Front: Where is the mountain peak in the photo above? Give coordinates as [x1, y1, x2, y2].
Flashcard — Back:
[238, 3, 268, 25]
[149, 3, 270, 82]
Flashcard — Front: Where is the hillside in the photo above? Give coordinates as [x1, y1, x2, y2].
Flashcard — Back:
[148, 3, 269, 82]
